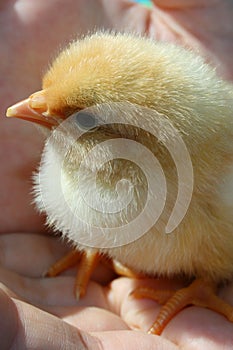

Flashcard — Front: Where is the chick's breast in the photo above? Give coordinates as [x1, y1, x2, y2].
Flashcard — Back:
[34, 33, 233, 283]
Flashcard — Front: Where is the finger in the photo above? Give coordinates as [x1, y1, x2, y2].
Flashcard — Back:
[0, 282, 19, 299]
[0, 232, 116, 286]
[106, 277, 233, 347]
[151, 0, 233, 79]
[0, 265, 113, 310]
[0, 288, 101, 350]
[106, 277, 185, 331]
[101, 0, 151, 33]
[0, 288, 18, 349]
[0, 287, 178, 350]
[0, 265, 76, 305]
[56, 306, 129, 332]
[93, 330, 178, 350]
[0, 280, 126, 333]
[0, 233, 69, 277]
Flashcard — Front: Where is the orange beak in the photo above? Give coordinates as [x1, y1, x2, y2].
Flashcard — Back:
[6, 90, 60, 129]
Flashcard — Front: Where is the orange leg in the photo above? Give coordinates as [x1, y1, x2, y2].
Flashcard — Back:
[132, 279, 233, 335]
[45, 249, 140, 299]
[45, 250, 82, 277]
[74, 249, 100, 299]
[45, 249, 100, 299]
[103, 257, 143, 278]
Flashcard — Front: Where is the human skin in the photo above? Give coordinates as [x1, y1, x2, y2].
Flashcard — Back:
[0, 233, 233, 349]
[0, 0, 233, 348]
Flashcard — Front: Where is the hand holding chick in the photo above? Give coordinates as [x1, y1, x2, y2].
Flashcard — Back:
[2, 0, 233, 346]
[1, 232, 233, 348]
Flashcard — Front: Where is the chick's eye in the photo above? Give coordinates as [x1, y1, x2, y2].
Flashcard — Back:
[74, 111, 98, 131]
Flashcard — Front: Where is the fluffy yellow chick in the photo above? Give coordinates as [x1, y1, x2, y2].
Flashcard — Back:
[6, 32, 233, 335]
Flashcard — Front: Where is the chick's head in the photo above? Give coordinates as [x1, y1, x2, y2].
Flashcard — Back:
[41, 32, 212, 121]
[42, 32, 156, 116]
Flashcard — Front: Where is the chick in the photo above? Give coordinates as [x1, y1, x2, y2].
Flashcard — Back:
[6, 32, 233, 335]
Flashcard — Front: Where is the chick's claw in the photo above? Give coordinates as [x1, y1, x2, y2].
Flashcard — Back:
[132, 279, 233, 335]
[74, 249, 100, 299]
[45, 249, 100, 299]
[45, 248, 141, 299]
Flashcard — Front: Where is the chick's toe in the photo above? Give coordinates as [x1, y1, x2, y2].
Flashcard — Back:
[132, 279, 233, 335]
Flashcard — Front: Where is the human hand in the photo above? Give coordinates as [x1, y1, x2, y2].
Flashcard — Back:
[1, 1, 233, 349]
[1, 233, 233, 349]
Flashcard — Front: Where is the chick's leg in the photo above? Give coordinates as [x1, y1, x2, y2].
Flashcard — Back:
[45, 249, 100, 299]
[103, 258, 143, 278]
[45, 248, 140, 299]
[45, 250, 82, 277]
[132, 279, 233, 335]
[74, 249, 100, 299]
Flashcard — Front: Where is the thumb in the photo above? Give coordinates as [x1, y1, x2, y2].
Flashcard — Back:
[0, 287, 101, 350]
[0, 287, 18, 349]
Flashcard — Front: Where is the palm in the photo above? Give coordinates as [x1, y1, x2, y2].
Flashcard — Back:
[1, 1, 233, 348]
[1, 233, 233, 349]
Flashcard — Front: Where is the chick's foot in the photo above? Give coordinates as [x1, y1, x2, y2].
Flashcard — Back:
[103, 258, 143, 279]
[45, 249, 100, 299]
[132, 278, 233, 335]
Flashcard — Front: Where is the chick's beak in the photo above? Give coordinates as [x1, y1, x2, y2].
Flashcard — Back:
[6, 90, 59, 129]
